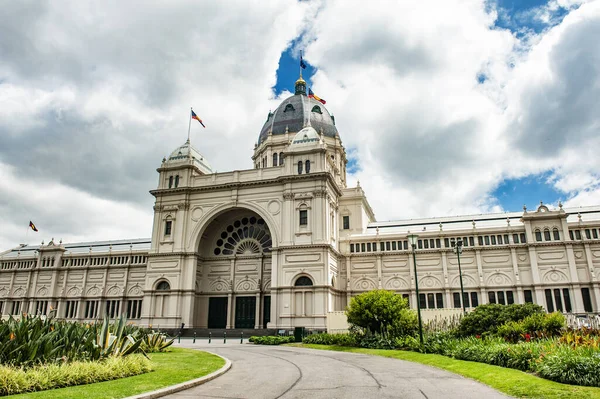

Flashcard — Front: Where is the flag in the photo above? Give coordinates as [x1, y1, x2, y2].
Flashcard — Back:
[29, 221, 38, 232]
[308, 88, 326, 104]
[300, 56, 307, 69]
[191, 110, 205, 128]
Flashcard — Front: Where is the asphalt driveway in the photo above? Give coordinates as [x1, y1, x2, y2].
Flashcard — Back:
[165, 342, 511, 399]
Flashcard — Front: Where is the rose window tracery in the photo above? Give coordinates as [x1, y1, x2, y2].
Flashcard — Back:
[213, 216, 271, 256]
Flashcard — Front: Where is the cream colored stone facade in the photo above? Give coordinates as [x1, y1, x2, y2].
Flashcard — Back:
[1, 79, 599, 329]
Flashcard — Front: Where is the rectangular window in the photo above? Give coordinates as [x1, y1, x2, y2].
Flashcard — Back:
[164, 220, 172, 236]
[386, 242, 391, 251]
[417, 240, 423, 249]
[585, 229, 591, 239]
[85, 300, 99, 319]
[470, 292, 479, 307]
[366, 243, 371, 252]
[299, 210, 308, 226]
[450, 238, 456, 248]
[65, 301, 78, 319]
[463, 292, 470, 308]
[423, 240, 429, 249]
[403, 241, 408, 250]
[350, 244, 354, 253]
[497, 235, 503, 245]
[105, 300, 121, 319]
[469, 237, 475, 246]
[392, 241, 397, 250]
[484, 236, 490, 245]
[513, 233, 519, 244]
[35, 300, 48, 315]
[419, 293, 426, 309]
[504, 235, 509, 244]
[506, 291, 514, 305]
[436, 239, 441, 248]
[0, 301, 3, 315]
[563, 289, 572, 312]
[553, 289, 563, 312]
[497, 291, 506, 305]
[582, 288, 593, 312]
[575, 230, 582, 240]
[545, 289, 554, 312]
[427, 293, 435, 309]
[553, 229, 560, 240]
[11, 301, 21, 315]
[520, 233, 526, 243]
[453, 292, 461, 308]
[436, 293, 444, 308]
[488, 291, 496, 304]
[524, 290, 533, 303]
[127, 300, 143, 319]
[478, 236, 484, 246]
[430, 239, 435, 249]
[361, 243, 366, 252]
[343, 216, 350, 230]
[444, 238, 450, 248]
[593, 229, 598, 239]
[402, 293, 409, 306]
[569, 230, 574, 240]
[372, 242, 377, 251]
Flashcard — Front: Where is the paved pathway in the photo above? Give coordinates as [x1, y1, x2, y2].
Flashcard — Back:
[165, 341, 511, 399]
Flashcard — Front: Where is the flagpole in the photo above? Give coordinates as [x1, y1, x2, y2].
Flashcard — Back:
[187, 107, 192, 143]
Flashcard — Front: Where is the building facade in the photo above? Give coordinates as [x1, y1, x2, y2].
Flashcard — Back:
[1, 77, 600, 329]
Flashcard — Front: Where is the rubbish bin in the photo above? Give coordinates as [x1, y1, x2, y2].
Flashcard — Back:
[294, 327, 305, 342]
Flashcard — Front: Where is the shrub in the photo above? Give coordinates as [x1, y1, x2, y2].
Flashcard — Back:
[0, 355, 151, 396]
[141, 332, 175, 353]
[346, 290, 410, 334]
[457, 303, 544, 337]
[497, 321, 526, 343]
[535, 345, 600, 387]
[543, 312, 566, 336]
[249, 336, 294, 345]
[302, 333, 358, 346]
[357, 331, 395, 350]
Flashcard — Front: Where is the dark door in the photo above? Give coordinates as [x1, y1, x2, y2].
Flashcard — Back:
[235, 296, 256, 329]
[208, 297, 228, 328]
[263, 296, 271, 328]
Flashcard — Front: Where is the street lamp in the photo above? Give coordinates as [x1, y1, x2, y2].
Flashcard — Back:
[407, 232, 424, 346]
[453, 240, 466, 315]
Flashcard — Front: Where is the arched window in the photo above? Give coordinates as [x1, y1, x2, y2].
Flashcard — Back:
[279, 152, 284, 165]
[544, 229, 551, 241]
[168, 176, 173, 188]
[156, 281, 170, 291]
[535, 229, 542, 242]
[174, 175, 179, 188]
[283, 103, 295, 112]
[294, 276, 313, 286]
[273, 153, 278, 167]
[305, 160, 311, 173]
[297, 160, 303, 175]
[311, 105, 322, 114]
[553, 228, 560, 241]
[164, 219, 172, 236]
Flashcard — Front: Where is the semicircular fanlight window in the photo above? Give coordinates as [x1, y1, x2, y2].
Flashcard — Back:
[213, 216, 271, 256]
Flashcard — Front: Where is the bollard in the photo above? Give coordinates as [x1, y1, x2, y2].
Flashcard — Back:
[178, 334, 180, 344]
[224, 331, 227, 344]
[193, 332, 196, 344]
[209, 331, 212, 344]
[240, 331, 243, 344]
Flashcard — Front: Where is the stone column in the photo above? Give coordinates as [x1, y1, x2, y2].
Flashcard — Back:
[226, 292, 233, 329]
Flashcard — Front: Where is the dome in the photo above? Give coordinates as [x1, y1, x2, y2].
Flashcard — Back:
[258, 93, 338, 144]
[164, 140, 213, 174]
[291, 126, 319, 145]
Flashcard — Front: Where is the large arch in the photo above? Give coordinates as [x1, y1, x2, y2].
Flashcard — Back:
[190, 204, 277, 329]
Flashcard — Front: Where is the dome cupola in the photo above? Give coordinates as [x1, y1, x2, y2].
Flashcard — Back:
[163, 139, 213, 174]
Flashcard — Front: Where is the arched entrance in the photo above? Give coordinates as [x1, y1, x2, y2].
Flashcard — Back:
[194, 208, 273, 329]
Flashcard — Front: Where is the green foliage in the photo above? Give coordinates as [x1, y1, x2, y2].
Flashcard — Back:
[543, 312, 566, 336]
[496, 312, 566, 343]
[249, 336, 294, 345]
[0, 313, 148, 368]
[457, 303, 544, 337]
[536, 345, 600, 387]
[346, 290, 411, 334]
[497, 321, 526, 343]
[0, 355, 151, 396]
[141, 332, 175, 353]
[302, 333, 358, 346]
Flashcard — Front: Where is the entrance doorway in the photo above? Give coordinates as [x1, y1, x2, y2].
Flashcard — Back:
[208, 297, 228, 328]
[262, 296, 271, 328]
[235, 296, 256, 328]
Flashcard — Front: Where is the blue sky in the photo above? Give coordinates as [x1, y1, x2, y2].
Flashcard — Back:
[271, 0, 578, 214]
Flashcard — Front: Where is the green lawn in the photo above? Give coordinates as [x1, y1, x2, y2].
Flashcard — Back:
[295, 344, 600, 399]
[8, 347, 225, 399]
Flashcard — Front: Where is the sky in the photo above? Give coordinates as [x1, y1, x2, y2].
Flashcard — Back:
[1, 0, 600, 249]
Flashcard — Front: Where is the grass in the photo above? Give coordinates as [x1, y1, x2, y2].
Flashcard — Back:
[294, 344, 600, 399]
[7, 347, 225, 399]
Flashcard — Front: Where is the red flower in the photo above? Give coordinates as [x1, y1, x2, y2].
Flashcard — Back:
[475, 335, 481, 339]
[525, 333, 531, 342]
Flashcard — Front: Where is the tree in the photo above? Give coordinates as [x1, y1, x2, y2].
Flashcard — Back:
[346, 290, 413, 334]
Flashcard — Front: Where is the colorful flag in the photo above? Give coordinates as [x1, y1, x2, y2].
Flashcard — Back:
[308, 88, 326, 104]
[300, 56, 307, 69]
[191, 110, 205, 128]
[29, 221, 38, 232]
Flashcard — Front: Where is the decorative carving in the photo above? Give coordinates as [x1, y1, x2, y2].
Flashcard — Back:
[486, 272, 513, 286]
[210, 279, 230, 292]
[87, 286, 100, 296]
[543, 270, 568, 283]
[0, 287, 8, 298]
[235, 279, 256, 291]
[353, 277, 377, 291]
[419, 275, 442, 288]
[267, 200, 281, 215]
[128, 285, 143, 296]
[107, 285, 121, 296]
[384, 276, 409, 290]
[283, 192, 295, 200]
[36, 287, 49, 297]
[67, 286, 81, 297]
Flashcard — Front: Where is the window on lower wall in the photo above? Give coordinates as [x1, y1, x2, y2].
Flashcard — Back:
[544, 288, 572, 313]
[343, 216, 350, 230]
[35, 300, 48, 316]
[84, 300, 99, 319]
[65, 301, 78, 319]
[106, 300, 121, 319]
[164, 220, 172, 236]
[453, 292, 478, 308]
[127, 300, 143, 319]
[488, 290, 515, 305]
[0, 301, 3, 315]
[350, 243, 354, 253]
[299, 209, 308, 226]
[582, 288, 593, 312]
[419, 292, 443, 309]
[524, 290, 533, 303]
[402, 293, 409, 306]
[11, 301, 21, 315]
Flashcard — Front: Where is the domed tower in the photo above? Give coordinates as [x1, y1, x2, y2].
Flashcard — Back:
[253, 75, 348, 188]
[156, 139, 213, 190]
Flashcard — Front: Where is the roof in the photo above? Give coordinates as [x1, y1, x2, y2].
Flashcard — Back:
[363, 205, 600, 236]
[258, 94, 338, 144]
[0, 238, 151, 259]
[165, 140, 213, 174]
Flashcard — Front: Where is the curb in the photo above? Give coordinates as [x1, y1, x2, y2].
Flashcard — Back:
[124, 352, 232, 399]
